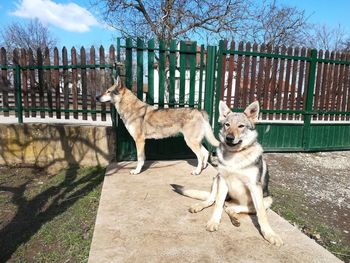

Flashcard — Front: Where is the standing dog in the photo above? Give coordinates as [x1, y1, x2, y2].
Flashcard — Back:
[98, 76, 219, 175]
[172, 101, 283, 246]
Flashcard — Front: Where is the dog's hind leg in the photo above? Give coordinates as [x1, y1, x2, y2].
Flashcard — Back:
[224, 196, 272, 215]
[189, 175, 218, 213]
[184, 138, 203, 175]
[130, 137, 145, 175]
[201, 146, 209, 169]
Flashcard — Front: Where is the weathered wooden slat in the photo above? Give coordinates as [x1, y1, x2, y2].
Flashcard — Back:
[21, 49, 29, 117]
[276, 45, 286, 120]
[53, 48, 60, 119]
[341, 54, 350, 120]
[335, 53, 345, 121]
[0, 48, 9, 116]
[249, 43, 258, 104]
[37, 48, 45, 118]
[62, 47, 69, 119]
[71, 47, 79, 119]
[268, 46, 279, 120]
[282, 47, 292, 120]
[289, 47, 299, 120]
[44, 47, 53, 117]
[28, 48, 36, 117]
[324, 51, 335, 121]
[234, 41, 244, 109]
[256, 43, 265, 112]
[330, 52, 341, 120]
[262, 45, 272, 120]
[242, 42, 251, 108]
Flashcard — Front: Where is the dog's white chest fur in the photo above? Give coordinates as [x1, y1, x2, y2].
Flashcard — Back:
[217, 143, 263, 185]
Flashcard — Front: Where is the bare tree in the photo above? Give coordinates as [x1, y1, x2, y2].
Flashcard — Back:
[92, 0, 311, 47]
[304, 24, 347, 51]
[92, 0, 249, 44]
[237, 0, 309, 46]
[0, 19, 58, 53]
[343, 38, 350, 52]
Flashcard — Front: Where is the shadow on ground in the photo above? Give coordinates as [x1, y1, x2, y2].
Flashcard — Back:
[0, 125, 107, 262]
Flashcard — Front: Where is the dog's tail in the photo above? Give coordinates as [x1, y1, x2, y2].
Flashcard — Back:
[201, 111, 220, 147]
[171, 184, 210, 200]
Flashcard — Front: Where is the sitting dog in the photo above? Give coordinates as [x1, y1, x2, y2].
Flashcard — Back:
[172, 101, 283, 246]
[97, 76, 219, 175]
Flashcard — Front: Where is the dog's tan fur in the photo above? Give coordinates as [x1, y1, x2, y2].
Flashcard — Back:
[173, 101, 283, 246]
[98, 77, 219, 175]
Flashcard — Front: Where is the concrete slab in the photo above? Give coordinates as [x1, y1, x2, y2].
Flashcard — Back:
[88, 160, 342, 263]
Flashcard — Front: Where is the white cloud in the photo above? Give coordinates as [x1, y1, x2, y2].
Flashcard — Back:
[11, 0, 99, 32]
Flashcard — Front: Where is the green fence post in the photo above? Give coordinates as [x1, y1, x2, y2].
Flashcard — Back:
[179, 41, 186, 107]
[198, 44, 205, 110]
[189, 41, 196, 107]
[125, 38, 132, 89]
[204, 46, 217, 122]
[169, 40, 176, 107]
[303, 49, 318, 151]
[136, 38, 144, 99]
[158, 40, 165, 108]
[15, 64, 23, 124]
[213, 40, 224, 136]
[147, 39, 155, 105]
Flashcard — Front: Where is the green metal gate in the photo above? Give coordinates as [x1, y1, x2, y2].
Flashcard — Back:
[115, 38, 219, 161]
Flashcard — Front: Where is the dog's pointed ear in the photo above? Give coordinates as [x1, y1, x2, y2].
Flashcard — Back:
[244, 101, 260, 123]
[114, 75, 121, 89]
[219, 100, 231, 122]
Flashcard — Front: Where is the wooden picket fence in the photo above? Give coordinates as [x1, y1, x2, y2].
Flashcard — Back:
[217, 40, 350, 122]
[0, 45, 115, 122]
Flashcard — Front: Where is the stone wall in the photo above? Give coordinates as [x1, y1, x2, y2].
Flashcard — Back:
[0, 124, 116, 173]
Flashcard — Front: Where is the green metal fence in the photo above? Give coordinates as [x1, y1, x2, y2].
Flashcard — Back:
[1, 39, 350, 160]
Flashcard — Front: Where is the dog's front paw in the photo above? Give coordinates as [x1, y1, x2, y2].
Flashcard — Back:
[191, 169, 201, 175]
[189, 203, 204, 213]
[263, 231, 283, 246]
[130, 169, 140, 175]
[206, 220, 220, 232]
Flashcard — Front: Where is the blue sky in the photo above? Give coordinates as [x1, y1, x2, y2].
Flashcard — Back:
[0, 0, 349, 49]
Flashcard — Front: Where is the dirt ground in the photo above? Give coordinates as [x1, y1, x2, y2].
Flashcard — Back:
[265, 151, 350, 261]
[0, 151, 349, 262]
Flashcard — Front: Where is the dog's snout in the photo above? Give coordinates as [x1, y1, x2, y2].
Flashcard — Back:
[225, 134, 235, 142]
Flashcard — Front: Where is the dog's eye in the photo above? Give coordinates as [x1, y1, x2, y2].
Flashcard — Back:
[107, 90, 111, 93]
[238, 124, 245, 128]
[225, 123, 230, 128]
